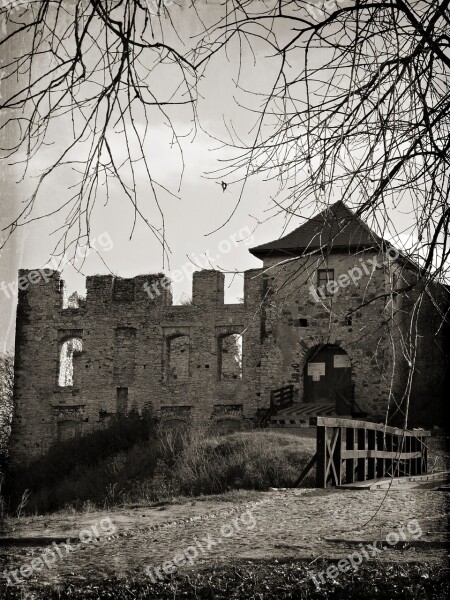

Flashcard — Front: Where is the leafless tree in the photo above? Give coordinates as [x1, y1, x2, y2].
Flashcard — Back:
[0, 0, 448, 276]
[0, 0, 203, 263]
[0, 1, 448, 269]
[0, 1, 449, 428]
[0, 352, 14, 468]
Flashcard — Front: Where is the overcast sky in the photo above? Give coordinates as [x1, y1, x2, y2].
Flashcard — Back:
[0, 2, 309, 351]
[0, 0, 421, 352]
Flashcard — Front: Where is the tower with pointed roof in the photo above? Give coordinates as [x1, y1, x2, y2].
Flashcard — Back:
[248, 200, 448, 427]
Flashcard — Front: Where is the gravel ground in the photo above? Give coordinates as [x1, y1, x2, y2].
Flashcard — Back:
[1, 486, 448, 591]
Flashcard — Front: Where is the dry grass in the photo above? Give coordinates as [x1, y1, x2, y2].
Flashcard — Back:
[123, 428, 315, 504]
[4, 428, 315, 515]
[166, 429, 316, 496]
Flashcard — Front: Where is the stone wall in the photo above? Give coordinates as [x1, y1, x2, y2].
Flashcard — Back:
[9, 250, 448, 466]
[392, 274, 449, 427]
[258, 249, 397, 416]
[9, 268, 264, 466]
[259, 251, 448, 427]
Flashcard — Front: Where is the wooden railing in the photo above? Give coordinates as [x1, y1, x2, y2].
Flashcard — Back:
[270, 384, 294, 411]
[295, 417, 430, 488]
[256, 385, 295, 427]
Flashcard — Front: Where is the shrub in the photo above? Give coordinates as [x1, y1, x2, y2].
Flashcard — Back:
[5, 408, 158, 513]
[4, 421, 315, 514]
[162, 429, 316, 496]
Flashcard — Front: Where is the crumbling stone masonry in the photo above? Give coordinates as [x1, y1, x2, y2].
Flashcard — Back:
[9, 202, 449, 466]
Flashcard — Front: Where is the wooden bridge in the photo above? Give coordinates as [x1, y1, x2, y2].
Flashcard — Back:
[295, 417, 431, 488]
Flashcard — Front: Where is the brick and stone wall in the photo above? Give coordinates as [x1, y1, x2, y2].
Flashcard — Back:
[9, 268, 265, 466]
[258, 250, 395, 415]
[9, 250, 448, 466]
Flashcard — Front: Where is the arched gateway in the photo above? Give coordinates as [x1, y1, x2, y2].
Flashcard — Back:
[303, 345, 353, 415]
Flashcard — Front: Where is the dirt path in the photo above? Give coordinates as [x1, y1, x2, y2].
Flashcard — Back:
[1, 488, 448, 589]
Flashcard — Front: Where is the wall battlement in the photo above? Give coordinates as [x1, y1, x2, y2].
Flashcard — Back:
[16, 268, 264, 312]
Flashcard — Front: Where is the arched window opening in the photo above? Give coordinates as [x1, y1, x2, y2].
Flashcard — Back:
[59, 338, 83, 387]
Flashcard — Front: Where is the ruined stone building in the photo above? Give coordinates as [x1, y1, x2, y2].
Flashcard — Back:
[9, 202, 449, 466]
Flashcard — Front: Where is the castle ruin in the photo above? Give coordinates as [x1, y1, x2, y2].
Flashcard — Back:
[9, 202, 449, 466]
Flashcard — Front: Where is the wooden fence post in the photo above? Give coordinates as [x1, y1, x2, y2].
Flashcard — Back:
[316, 425, 327, 487]
[368, 429, 376, 480]
[346, 427, 355, 484]
[357, 428, 367, 481]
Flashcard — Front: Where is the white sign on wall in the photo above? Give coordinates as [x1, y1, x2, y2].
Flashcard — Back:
[334, 355, 351, 368]
[307, 362, 325, 381]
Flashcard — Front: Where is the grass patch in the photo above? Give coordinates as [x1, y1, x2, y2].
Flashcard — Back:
[2, 561, 448, 599]
[160, 429, 316, 497]
[4, 425, 315, 515]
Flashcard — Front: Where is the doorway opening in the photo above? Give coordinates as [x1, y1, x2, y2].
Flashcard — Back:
[303, 345, 353, 415]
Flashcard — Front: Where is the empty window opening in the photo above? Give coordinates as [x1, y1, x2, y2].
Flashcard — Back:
[170, 269, 192, 306]
[61, 278, 86, 309]
[62, 291, 82, 309]
[58, 338, 83, 387]
[345, 315, 353, 326]
[317, 269, 335, 295]
[167, 335, 190, 382]
[219, 333, 243, 380]
[224, 273, 245, 304]
[299, 318, 308, 327]
[116, 387, 128, 414]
